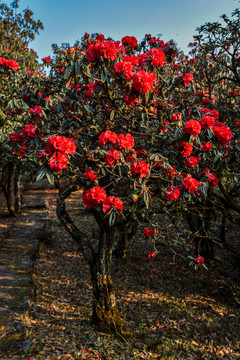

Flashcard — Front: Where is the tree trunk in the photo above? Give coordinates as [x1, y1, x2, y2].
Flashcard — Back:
[5, 163, 21, 216]
[114, 222, 137, 259]
[187, 211, 214, 260]
[89, 224, 126, 335]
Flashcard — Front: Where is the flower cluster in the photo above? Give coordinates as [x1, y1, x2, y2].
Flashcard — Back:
[114, 61, 133, 81]
[86, 40, 123, 62]
[194, 255, 205, 266]
[121, 36, 138, 48]
[82, 187, 123, 214]
[202, 169, 218, 188]
[184, 120, 201, 137]
[165, 186, 180, 201]
[179, 142, 193, 157]
[183, 73, 194, 87]
[9, 124, 41, 157]
[140, 48, 166, 67]
[182, 176, 201, 193]
[143, 227, 156, 238]
[40, 136, 76, 173]
[132, 71, 157, 93]
[0, 57, 19, 70]
[99, 131, 134, 150]
[213, 123, 232, 145]
[131, 161, 150, 178]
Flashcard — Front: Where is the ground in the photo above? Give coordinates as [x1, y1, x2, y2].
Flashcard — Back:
[0, 187, 240, 359]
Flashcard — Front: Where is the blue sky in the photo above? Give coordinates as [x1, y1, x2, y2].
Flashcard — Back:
[4, 0, 239, 60]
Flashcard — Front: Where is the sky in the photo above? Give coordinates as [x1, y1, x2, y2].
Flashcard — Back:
[2, 0, 239, 60]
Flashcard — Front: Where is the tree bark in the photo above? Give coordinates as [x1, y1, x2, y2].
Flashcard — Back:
[114, 222, 137, 259]
[1, 163, 21, 216]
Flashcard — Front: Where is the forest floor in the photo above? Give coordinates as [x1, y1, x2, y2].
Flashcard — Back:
[1, 187, 240, 360]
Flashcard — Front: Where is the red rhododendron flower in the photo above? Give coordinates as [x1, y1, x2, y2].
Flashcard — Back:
[29, 105, 42, 116]
[147, 251, 156, 260]
[103, 196, 123, 213]
[200, 107, 219, 120]
[48, 151, 68, 173]
[9, 133, 24, 143]
[105, 149, 121, 166]
[179, 142, 193, 157]
[85, 169, 97, 181]
[23, 124, 38, 139]
[143, 48, 166, 67]
[123, 54, 139, 66]
[42, 56, 51, 63]
[0, 57, 19, 70]
[132, 71, 157, 93]
[121, 36, 137, 48]
[114, 61, 133, 81]
[99, 131, 117, 147]
[202, 169, 218, 188]
[182, 176, 200, 193]
[82, 186, 107, 208]
[184, 120, 201, 137]
[184, 156, 200, 168]
[6, 59, 19, 70]
[45, 135, 76, 155]
[201, 142, 213, 152]
[213, 123, 232, 144]
[86, 40, 123, 61]
[116, 133, 134, 150]
[131, 161, 150, 178]
[143, 227, 156, 238]
[165, 186, 180, 201]
[183, 73, 194, 87]
[194, 255, 205, 266]
[172, 112, 182, 122]
[199, 116, 215, 129]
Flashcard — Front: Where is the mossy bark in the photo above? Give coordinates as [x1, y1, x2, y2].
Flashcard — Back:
[114, 222, 137, 259]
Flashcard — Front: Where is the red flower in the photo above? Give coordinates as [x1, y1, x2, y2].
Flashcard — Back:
[86, 40, 123, 62]
[123, 55, 139, 66]
[114, 61, 133, 81]
[13, 146, 26, 157]
[182, 176, 200, 193]
[42, 56, 51, 63]
[183, 73, 194, 87]
[23, 124, 38, 139]
[29, 105, 42, 116]
[116, 133, 134, 150]
[184, 156, 200, 168]
[200, 107, 219, 120]
[147, 251, 156, 260]
[201, 142, 213, 152]
[6, 59, 19, 70]
[199, 116, 215, 129]
[45, 136, 76, 155]
[202, 169, 218, 188]
[213, 123, 232, 144]
[121, 36, 138, 48]
[85, 169, 97, 181]
[194, 255, 205, 266]
[131, 161, 150, 178]
[184, 120, 201, 137]
[143, 227, 156, 238]
[105, 149, 121, 166]
[144, 48, 166, 67]
[102, 196, 123, 213]
[99, 131, 117, 147]
[179, 142, 193, 157]
[9, 133, 24, 143]
[82, 186, 107, 208]
[172, 112, 182, 122]
[48, 151, 68, 173]
[132, 71, 157, 93]
[165, 186, 180, 201]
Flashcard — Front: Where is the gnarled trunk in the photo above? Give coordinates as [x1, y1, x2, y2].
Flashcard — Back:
[1, 163, 21, 216]
[114, 222, 137, 259]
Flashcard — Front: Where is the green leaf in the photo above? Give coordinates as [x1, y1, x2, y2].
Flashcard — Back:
[46, 169, 55, 185]
[143, 192, 149, 209]
[108, 212, 116, 227]
[64, 65, 74, 79]
[75, 61, 81, 76]
[110, 110, 115, 121]
[36, 167, 47, 182]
